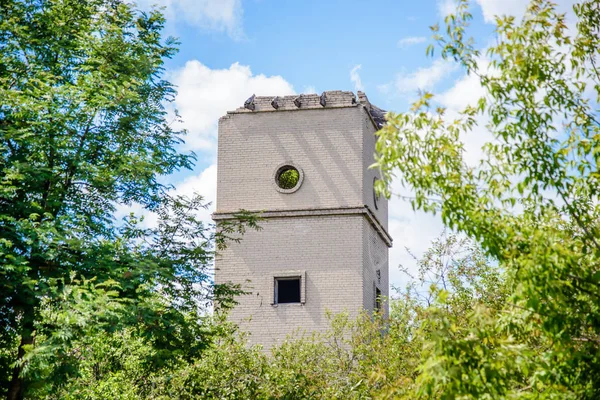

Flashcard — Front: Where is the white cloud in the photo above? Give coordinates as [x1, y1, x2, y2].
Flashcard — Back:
[380, 60, 482, 287]
[114, 163, 217, 227]
[170, 61, 295, 152]
[350, 65, 364, 92]
[435, 56, 501, 167]
[388, 196, 445, 289]
[474, 0, 530, 22]
[115, 60, 295, 231]
[114, 202, 159, 229]
[397, 36, 427, 48]
[135, 0, 244, 39]
[173, 164, 218, 226]
[438, 0, 577, 23]
[437, 0, 457, 16]
[386, 59, 457, 96]
[302, 85, 318, 94]
[437, 68, 487, 112]
[383, 58, 492, 283]
[377, 55, 490, 284]
[437, 0, 524, 21]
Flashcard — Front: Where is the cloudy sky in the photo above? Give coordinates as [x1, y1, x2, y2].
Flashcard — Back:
[131, 0, 577, 289]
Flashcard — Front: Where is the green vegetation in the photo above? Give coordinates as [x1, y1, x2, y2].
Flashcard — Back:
[2, 0, 600, 398]
[277, 166, 300, 189]
[375, 0, 600, 397]
[2, 232, 503, 399]
[0, 1, 257, 398]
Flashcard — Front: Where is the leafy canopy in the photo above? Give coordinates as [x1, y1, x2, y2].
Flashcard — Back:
[40, 233, 504, 400]
[375, 0, 600, 397]
[0, 0, 257, 397]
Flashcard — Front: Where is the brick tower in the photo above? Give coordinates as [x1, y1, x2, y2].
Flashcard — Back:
[213, 91, 391, 349]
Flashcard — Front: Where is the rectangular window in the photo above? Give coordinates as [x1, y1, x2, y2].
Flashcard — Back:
[275, 277, 301, 304]
[375, 287, 382, 312]
[271, 271, 306, 306]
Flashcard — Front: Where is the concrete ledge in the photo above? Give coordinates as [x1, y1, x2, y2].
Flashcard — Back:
[220, 90, 386, 132]
[227, 91, 357, 113]
[212, 206, 393, 247]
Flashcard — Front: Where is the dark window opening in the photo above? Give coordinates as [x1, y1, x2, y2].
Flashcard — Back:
[275, 277, 301, 304]
[373, 177, 381, 210]
[375, 287, 382, 311]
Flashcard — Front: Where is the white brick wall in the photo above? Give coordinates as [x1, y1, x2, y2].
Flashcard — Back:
[362, 218, 390, 318]
[214, 91, 391, 349]
[215, 216, 365, 349]
[217, 107, 364, 213]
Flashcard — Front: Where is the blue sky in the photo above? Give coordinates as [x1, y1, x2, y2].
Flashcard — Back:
[130, 0, 576, 289]
[169, 1, 469, 104]
[163, 0, 492, 111]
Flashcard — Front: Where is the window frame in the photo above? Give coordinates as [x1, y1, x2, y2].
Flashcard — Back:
[273, 162, 304, 194]
[271, 270, 306, 306]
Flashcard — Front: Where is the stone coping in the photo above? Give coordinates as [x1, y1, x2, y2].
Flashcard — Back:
[227, 91, 357, 113]
[221, 90, 387, 130]
[212, 205, 393, 248]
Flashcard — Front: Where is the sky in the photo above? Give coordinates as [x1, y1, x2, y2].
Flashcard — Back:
[128, 0, 578, 290]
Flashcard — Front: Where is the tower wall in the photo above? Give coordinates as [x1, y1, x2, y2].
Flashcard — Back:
[214, 91, 391, 349]
[362, 218, 389, 317]
[216, 106, 365, 213]
[215, 215, 365, 349]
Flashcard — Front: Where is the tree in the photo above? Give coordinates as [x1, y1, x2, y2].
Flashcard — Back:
[0, 1, 257, 398]
[152, 233, 504, 400]
[31, 232, 497, 399]
[375, 0, 600, 397]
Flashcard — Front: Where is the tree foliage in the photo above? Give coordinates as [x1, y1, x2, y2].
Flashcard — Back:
[0, 1, 257, 398]
[375, 0, 600, 397]
[26, 233, 503, 399]
[4, 0, 600, 398]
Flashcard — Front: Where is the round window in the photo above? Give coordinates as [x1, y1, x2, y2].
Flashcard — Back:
[274, 164, 303, 193]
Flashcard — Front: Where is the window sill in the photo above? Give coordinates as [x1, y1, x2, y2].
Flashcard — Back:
[271, 302, 305, 307]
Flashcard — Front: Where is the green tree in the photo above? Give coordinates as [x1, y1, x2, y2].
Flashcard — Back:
[153, 233, 504, 400]
[375, 0, 600, 397]
[0, 1, 256, 398]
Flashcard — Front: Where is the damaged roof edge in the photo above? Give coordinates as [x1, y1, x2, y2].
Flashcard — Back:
[225, 90, 387, 129]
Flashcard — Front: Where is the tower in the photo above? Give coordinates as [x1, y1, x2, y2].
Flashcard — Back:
[213, 91, 392, 349]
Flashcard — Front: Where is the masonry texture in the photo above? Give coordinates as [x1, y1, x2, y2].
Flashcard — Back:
[213, 91, 391, 349]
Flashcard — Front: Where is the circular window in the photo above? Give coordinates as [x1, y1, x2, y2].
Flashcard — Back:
[274, 164, 303, 193]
